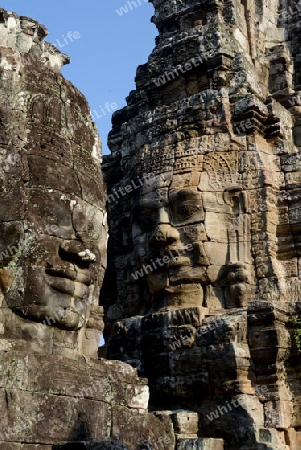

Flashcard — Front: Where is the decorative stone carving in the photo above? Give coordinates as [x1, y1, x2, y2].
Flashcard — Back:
[0, 8, 108, 359]
[0, 9, 179, 450]
[103, 0, 301, 310]
[102, 0, 301, 449]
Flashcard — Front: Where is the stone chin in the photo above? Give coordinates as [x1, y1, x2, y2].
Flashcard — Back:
[149, 283, 204, 311]
[146, 269, 205, 310]
[2, 265, 99, 331]
[24, 305, 88, 331]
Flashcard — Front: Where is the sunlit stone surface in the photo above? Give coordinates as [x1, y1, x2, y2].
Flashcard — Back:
[103, 0, 301, 448]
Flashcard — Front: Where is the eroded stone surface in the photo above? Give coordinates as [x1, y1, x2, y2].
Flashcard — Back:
[0, 8, 106, 358]
[0, 9, 178, 450]
[0, 351, 176, 449]
[103, 0, 301, 318]
[102, 0, 301, 449]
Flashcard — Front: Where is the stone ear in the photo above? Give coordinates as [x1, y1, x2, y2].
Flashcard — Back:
[223, 185, 242, 207]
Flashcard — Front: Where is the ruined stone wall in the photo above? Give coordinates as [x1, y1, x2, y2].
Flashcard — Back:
[0, 350, 177, 450]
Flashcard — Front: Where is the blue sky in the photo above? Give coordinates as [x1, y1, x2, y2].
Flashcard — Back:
[1, 0, 156, 154]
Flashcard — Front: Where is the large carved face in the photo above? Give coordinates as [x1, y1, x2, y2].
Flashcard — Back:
[132, 171, 210, 309]
[0, 157, 106, 330]
[129, 157, 256, 312]
[0, 44, 108, 329]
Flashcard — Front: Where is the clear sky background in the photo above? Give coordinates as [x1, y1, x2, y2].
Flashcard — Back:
[0, 0, 156, 154]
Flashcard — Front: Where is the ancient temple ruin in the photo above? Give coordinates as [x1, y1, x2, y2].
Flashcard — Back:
[102, 0, 301, 448]
[1, 0, 301, 449]
[0, 8, 175, 450]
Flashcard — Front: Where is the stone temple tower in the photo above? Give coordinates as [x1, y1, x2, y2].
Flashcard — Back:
[0, 9, 181, 450]
[102, 0, 301, 448]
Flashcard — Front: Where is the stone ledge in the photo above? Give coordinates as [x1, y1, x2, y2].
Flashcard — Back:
[176, 438, 224, 450]
[53, 442, 127, 450]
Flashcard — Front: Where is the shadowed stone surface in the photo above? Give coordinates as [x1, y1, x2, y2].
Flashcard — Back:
[0, 351, 177, 449]
[53, 443, 127, 450]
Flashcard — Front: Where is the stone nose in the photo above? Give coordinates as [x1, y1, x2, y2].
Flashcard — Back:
[150, 224, 179, 248]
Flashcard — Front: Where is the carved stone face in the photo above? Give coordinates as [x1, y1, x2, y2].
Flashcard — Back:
[0, 33, 108, 333]
[0, 153, 106, 331]
[128, 161, 257, 313]
[132, 171, 210, 309]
